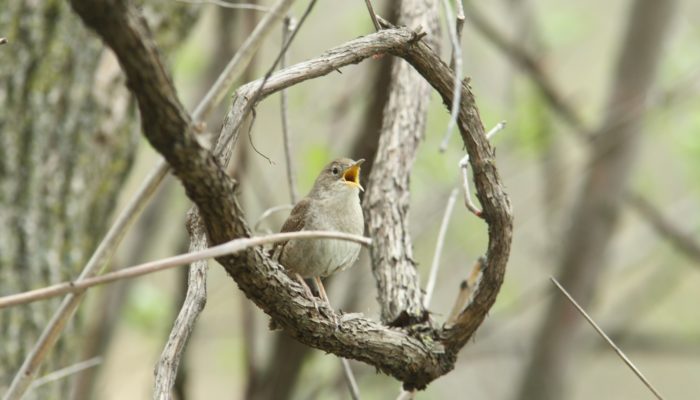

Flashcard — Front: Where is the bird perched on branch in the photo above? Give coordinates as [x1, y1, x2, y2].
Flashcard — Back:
[276, 158, 365, 307]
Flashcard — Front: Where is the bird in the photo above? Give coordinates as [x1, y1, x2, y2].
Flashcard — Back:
[276, 158, 365, 307]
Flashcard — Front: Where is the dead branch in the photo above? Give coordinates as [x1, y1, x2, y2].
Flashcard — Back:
[279, 17, 298, 203]
[550, 277, 665, 400]
[363, 0, 381, 31]
[0, 231, 370, 308]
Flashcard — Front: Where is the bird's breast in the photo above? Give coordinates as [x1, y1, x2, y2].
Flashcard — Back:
[280, 194, 364, 278]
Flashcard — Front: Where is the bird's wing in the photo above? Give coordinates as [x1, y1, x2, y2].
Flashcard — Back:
[281, 198, 310, 233]
[275, 198, 311, 262]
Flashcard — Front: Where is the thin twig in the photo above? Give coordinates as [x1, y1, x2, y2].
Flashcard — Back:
[29, 357, 102, 391]
[253, 204, 294, 232]
[459, 154, 481, 217]
[154, 215, 208, 397]
[363, 0, 381, 31]
[340, 358, 361, 400]
[176, 0, 270, 12]
[4, 1, 298, 395]
[452, 0, 465, 69]
[460, 121, 506, 217]
[445, 257, 484, 328]
[0, 231, 371, 309]
[550, 277, 665, 400]
[438, 0, 463, 153]
[423, 187, 459, 308]
[280, 16, 299, 203]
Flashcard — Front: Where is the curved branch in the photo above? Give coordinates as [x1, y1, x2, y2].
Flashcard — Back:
[69, 0, 512, 389]
[392, 33, 514, 353]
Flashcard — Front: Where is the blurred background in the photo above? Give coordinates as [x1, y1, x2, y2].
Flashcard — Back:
[1, 0, 699, 399]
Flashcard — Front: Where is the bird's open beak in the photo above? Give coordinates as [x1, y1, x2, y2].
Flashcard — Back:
[342, 159, 365, 191]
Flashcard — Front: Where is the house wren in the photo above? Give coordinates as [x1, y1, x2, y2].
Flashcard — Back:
[278, 158, 365, 305]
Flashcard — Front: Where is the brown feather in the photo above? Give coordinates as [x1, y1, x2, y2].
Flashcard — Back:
[280, 198, 310, 233]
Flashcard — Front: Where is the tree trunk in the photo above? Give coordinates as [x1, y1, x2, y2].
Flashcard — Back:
[0, 1, 196, 397]
[0, 2, 137, 397]
[363, 0, 440, 326]
[516, 1, 677, 399]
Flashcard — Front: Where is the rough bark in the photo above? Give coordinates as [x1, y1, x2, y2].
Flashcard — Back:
[363, 0, 439, 326]
[516, 1, 677, 399]
[0, 2, 137, 397]
[0, 1, 195, 396]
[70, 0, 512, 389]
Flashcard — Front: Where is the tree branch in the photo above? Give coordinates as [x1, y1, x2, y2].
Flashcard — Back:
[68, 0, 512, 390]
[550, 277, 665, 400]
[0, 231, 370, 308]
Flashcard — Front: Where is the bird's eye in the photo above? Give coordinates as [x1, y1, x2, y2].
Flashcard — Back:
[332, 166, 339, 175]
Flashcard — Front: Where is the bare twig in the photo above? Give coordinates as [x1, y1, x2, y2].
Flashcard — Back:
[253, 204, 294, 232]
[550, 277, 665, 400]
[459, 154, 482, 217]
[0, 231, 371, 309]
[453, 0, 465, 67]
[363, 0, 381, 31]
[445, 257, 484, 328]
[459, 121, 506, 217]
[176, 0, 270, 12]
[437, 0, 463, 152]
[29, 357, 102, 391]
[626, 192, 700, 263]
[154, 214, 208, 398]
[423, 187, 459, 308]
[280, 16, 299, 203]
[340, 358, 361, 400]
[5, 1, 298, 395]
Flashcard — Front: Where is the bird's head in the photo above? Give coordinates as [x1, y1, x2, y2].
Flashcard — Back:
[310, 158, 365, 198]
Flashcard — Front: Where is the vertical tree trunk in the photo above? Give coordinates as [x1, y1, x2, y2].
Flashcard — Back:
[363, 0, 440, 325]
[0, 2, 137, 397]
[0, 1, 196, 397]
[516, 1, 677, 399]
